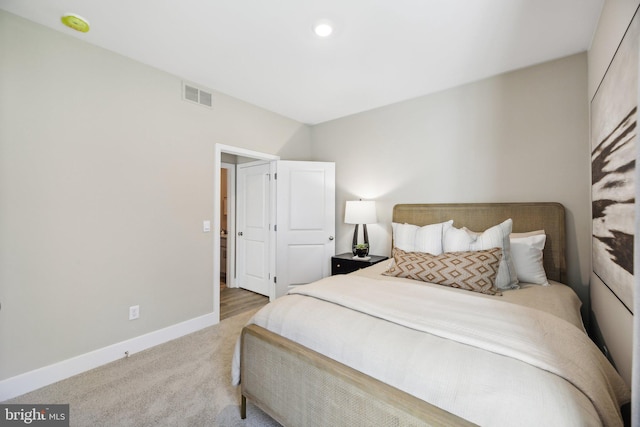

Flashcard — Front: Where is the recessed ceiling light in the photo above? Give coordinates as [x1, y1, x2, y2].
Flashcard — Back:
[61, 13, 90, 33]
[313, 20, 334, 37]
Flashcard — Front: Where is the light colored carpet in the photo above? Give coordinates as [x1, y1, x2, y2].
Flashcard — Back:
[6, 309, 281, 427]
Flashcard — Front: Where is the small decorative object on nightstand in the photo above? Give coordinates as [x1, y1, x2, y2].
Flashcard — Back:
[331, 253, 388, 275]
[354, 243, 369, 258]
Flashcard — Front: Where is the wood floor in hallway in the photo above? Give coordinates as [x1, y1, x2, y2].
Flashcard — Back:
[220, 286, 269, 320]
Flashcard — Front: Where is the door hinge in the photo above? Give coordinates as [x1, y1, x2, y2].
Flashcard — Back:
[274, 276, 277, 284]
[274, 173, 277, 180]
[274, 224, 277, 232]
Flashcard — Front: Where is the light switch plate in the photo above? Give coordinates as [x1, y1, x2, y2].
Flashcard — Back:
[203, 220, 211, 232]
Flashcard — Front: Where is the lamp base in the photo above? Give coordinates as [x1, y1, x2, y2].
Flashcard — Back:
[352, 224, 370, 257]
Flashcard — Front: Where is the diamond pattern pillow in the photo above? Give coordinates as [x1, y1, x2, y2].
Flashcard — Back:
[444, 219, 519, 290]
[383, 247, 503, 295]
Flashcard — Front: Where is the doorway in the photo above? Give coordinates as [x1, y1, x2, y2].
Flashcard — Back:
[213, 144, 279, 323]
[220, 162, 271, 320]
[213, 145, 336, 322]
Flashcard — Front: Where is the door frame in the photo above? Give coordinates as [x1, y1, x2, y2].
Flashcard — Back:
[213, 144, 279, 323]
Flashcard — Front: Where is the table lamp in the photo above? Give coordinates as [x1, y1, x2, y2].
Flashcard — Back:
[344, 200, 377, 258]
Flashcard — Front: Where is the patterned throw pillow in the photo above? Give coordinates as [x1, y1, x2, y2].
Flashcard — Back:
[444, 219, 518, 290]
[383, 247, 503, 295]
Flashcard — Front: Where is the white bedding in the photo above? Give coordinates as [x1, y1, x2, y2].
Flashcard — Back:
[233, 264, 630, 426]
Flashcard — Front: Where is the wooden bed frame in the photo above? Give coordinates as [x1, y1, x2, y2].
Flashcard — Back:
[240, 202, 566, 426]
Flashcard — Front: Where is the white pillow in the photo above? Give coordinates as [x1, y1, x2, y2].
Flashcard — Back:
[511, 232, 548, 285]
[442, 225, 476, 252]
[392, 220, 453, 255]
[444, 219, 519, 290]
[391, 222, 419, 252]
[415, 220, 453, 254]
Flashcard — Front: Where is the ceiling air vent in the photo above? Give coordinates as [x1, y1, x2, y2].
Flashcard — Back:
[182, 82, 213, 108]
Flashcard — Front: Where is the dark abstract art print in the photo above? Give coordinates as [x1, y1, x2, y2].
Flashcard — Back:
[591, 8, 638, 314]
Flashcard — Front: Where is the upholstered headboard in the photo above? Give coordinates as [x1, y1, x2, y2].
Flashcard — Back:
[392, 203, 567, 283]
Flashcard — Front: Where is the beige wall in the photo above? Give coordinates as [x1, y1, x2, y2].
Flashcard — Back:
[0, 10, 311, 381]
[588, 0, 640, 100]
[312, 53, 590, 311]
[587, 0, 639, 388]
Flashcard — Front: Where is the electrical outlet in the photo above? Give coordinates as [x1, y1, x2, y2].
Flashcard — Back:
[129, 305, 140, 320]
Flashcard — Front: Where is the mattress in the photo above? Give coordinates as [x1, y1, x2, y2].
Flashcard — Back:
[233, 263, 629, 426]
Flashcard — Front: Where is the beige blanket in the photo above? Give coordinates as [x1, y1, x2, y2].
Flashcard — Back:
[234, 273, 630, 426]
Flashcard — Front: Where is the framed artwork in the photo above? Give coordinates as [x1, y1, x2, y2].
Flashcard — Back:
[590, 8, 638, 314]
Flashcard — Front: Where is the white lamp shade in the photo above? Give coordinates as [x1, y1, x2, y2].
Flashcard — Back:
[344, 200, 377, 224]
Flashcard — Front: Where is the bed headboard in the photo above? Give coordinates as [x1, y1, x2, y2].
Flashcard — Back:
[392, 203, 566, 283]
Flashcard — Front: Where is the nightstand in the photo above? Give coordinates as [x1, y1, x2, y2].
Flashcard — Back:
[331, 253, 389, 275]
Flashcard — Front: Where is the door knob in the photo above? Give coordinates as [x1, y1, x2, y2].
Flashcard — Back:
[238, 232, 243, 236]
[329, 236, 334, 240]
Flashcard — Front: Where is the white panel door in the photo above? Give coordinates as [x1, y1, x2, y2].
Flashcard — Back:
[275, 161, 335, 297]
[236, 162, 271, 296]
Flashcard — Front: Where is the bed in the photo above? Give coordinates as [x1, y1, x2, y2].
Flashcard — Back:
[233, 203, 630, 426]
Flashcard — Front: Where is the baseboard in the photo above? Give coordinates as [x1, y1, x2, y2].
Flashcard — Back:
[0, 312, 218, 402]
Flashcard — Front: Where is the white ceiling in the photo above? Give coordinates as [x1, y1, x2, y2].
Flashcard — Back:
[0, 0, 604, 124]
